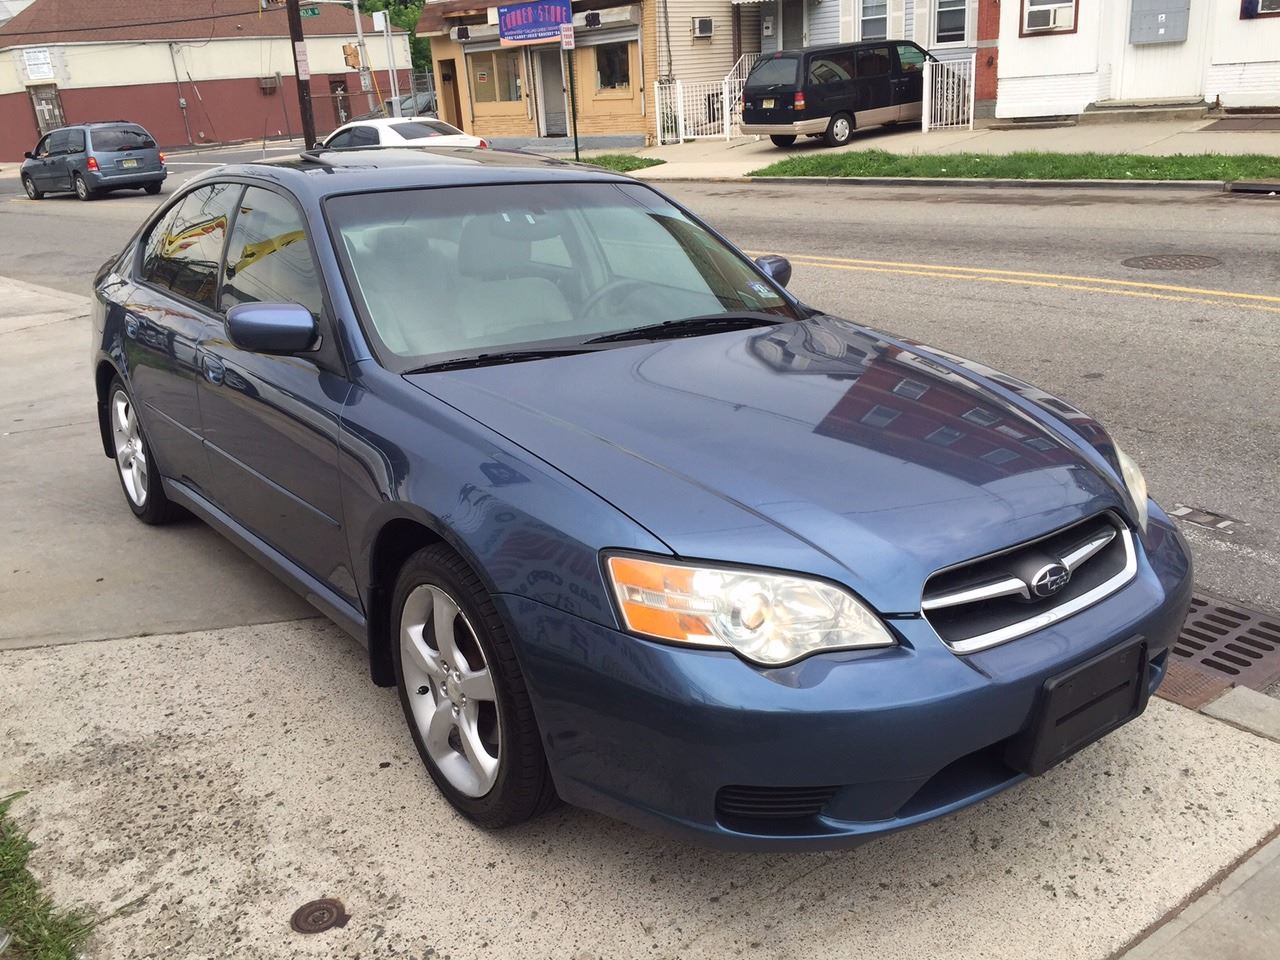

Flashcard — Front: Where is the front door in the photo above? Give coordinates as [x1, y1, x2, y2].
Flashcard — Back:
[537, 48, 567, 136]
[892, 43, 926, 121]
[198, 185, 354, 601]
[853, 44, 895, 125]
[438, 59, 462, 128]
[780, 0, 804, 49]
[28, 84, 65, 135]
[1116, 0, 1209, 101]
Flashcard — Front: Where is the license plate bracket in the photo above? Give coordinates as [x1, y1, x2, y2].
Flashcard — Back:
[1006, 637, 1149, 776]
[762, 98, 775, 109]
[121, 158, 138, 168]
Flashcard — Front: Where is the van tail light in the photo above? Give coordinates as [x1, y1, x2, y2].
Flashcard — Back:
[793, 91, 806, 111]
[86, 156, 99, 171]
[159, 152, 166, 164]
[477, 139, 489, 149]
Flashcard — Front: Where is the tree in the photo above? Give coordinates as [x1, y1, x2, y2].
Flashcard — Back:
[359, 0, 431, 73]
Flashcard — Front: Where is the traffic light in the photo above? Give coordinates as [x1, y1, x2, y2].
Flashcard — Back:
[259, 0, 287, 10]
[342, 43, 361, 69]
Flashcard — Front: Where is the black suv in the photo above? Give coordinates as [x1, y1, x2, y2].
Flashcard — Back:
[21, 121, 166, 201]
[742, 42, 934, 147]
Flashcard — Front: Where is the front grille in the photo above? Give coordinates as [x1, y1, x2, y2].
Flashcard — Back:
[715, 785, 838, 824]
[922, 512, 1136, 654]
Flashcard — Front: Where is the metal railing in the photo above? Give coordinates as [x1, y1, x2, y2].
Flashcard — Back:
[655, 74, 752, 143]
[922, 55, 976, 131]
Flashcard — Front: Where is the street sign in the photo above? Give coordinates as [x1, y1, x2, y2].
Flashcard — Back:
[560, 23, 574, 49]
[300, 5, 319, 17]
[371, 10, 387, 31]
[294, 41, 310, 81]
[359, 68, 372, 92]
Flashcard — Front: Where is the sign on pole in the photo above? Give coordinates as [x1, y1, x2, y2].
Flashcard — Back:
[496, 0, 572, 46]
[299, 5, 319, 16]
[559, 23, 574, 49]
[294, 41, 310, 80]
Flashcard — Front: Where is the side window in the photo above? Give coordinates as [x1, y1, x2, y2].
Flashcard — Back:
[351, 126, 380, 146]
[140, 183, 241, 310]
[855, 46, 893, 77]
[66, 129, 86, 153]
[807, 53, 854, 85]
[896, 44, 926, 74]
[220, 186, 323, 318]
[34, 134, 52, 157]
[326, 129, 355, 148]
[46, 130, 70, 155]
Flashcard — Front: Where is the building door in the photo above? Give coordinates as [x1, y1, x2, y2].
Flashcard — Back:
[438, 58, 462, 128]
[1115, 0, 1210, 101]
[329, 79, 351, 127]
[537, 47, 567, 136]
[780, 0, 805, 50]
[28, 84, 65, 135]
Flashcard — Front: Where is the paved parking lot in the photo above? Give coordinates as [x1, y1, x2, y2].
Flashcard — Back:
[1, 171, 1278, 958]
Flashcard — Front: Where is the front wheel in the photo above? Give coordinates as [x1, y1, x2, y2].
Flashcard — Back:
[22, 175, 43, 200]
[824, 112, 854, 147]
[392, 544, 557, 827]
[770, 134, 797, 148]
[73, 173, 96, 201]
[108, 378, 181, 524]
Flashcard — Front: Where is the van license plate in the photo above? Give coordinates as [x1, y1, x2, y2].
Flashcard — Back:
[121, 159, 138, 168]
[761, 98, 775, 109]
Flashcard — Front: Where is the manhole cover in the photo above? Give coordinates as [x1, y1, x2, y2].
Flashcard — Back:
[290, 898, 350, 935]
[1122, 254, 1222, 271]
[1173, 593, 1280, 691]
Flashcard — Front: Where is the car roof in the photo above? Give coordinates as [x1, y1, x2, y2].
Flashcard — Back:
[198, 146, 636, 200]
[340, 117, 448, 128]
[770, 41, 905, 56]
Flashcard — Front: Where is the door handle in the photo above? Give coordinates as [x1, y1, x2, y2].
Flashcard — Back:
[201, 353, 225, 385]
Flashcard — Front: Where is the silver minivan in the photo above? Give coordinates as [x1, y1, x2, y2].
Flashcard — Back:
[21, 122, 166, 201]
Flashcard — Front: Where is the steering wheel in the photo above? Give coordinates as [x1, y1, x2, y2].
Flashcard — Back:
[578, 278, 653, 325]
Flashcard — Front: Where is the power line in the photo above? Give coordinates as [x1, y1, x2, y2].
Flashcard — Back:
[0, 6, 282, 41]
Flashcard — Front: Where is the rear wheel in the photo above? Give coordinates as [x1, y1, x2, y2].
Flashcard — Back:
[21, 175, 43, 200]
[770, 134, 797, 148]
[392, 544, 557, 827]
[144, 182, 162, 195]
[108, 378, 181, 524]
[824, 112, 854, 147]
[73, 173, 96, 201]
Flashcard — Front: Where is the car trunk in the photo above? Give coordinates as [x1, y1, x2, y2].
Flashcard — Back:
[90, 128, 162, 175]
[742, 54, 801, 124]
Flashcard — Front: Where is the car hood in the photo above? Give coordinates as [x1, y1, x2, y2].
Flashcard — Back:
[407, 316, 1131, 614]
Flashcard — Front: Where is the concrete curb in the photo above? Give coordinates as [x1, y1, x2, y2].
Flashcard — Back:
[639, 173, 1230, 192]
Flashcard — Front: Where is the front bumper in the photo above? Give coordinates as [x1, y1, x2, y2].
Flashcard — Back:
[741, 117, 830, 137]
[501, 509, 1192, 850]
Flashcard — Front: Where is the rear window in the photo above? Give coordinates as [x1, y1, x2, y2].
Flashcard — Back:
[746, 56, 799, 88]
[391, 120, 462, 139]
[91, 126, 155, 151]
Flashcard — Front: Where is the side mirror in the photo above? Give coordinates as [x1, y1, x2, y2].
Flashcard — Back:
[754, 255, 792, 289]
[23, 151, 34, 159]
[312, 140, 325, 150]
[225, 303, 317, 354]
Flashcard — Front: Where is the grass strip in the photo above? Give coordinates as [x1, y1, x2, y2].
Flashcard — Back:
[748, 149, 1280, 182]
[581, 154, 666, 173]
[0, 792, 95, 960]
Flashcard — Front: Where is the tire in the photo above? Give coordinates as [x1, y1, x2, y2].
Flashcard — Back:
[21, 175, 43, 200]
[107, 377, 182, 525]
[144, 182, 162, 195]
[392, 543, 557, 828]
[73, 173, 96, 201]
[770, 134, 797, 147]
[824, 112, 854, 147]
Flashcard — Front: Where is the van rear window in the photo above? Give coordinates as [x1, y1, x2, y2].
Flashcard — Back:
[746, 56, 799, 87]
[90, 127, 154, 151]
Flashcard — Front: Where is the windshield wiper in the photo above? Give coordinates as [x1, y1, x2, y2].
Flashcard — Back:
[584, 312, 785, 344]
[403, 347, 594, 374]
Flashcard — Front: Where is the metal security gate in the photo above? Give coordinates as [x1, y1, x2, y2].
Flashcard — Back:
[655, 76, 751, 144]
[922, 55, 975, 131]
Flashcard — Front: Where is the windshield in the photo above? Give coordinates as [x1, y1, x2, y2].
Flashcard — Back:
[327, 182, 799, 370]
[746, 56, 799, 88]
[90, 126, 154, 151]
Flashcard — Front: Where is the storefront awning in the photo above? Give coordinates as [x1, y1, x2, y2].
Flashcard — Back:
[730, 0, 773, 5]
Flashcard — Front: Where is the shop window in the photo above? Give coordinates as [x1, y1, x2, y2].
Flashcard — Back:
[935, 0, 968, 44]
[596, 42, 631, 91]
[470, 49, 522, 104]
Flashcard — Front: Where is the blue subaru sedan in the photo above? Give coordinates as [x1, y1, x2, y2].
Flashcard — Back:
[90, 148, 1192, 849]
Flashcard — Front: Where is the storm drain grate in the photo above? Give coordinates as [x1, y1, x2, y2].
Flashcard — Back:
[290, 899, 350, 935]
[1122, 254, 1222, 271]
[1173, 593, 1280, 691]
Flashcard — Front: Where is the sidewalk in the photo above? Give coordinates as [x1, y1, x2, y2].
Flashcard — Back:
[628, 117, 1280, 180]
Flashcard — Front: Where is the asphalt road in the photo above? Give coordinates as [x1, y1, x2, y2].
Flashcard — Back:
[2, 170, 1275, 619]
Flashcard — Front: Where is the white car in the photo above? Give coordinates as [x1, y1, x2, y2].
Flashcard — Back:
[321, 117, 488, 150]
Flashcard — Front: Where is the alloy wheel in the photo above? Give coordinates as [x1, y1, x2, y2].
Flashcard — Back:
[75, 176, 89, 200]
[111, 389, 148, 506]
[22, 177, 37, 200]
[399, 583, 501, 797]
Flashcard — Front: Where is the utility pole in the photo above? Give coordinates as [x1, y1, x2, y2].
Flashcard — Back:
[350, 0, 376, 112]
[286, 0, 318, 147]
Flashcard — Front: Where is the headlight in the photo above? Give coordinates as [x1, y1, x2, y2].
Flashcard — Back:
[605, 555, 895, 666]
[1115, 444, 1149, 533]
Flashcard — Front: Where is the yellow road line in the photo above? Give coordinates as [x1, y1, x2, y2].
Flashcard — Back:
[748, 251, 1280, 305]
[775, 258, 1280, 316]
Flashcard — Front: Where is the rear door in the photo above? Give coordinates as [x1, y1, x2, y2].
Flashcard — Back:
[892, 43, 927, 121]
[89, 125, 163, 177]
[742, 54, 800, 123]
[852, 45, 895, 126]
[197, 185, 354, 600]
[806, 49, 857, 122]
[127, 182, 243, 493]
